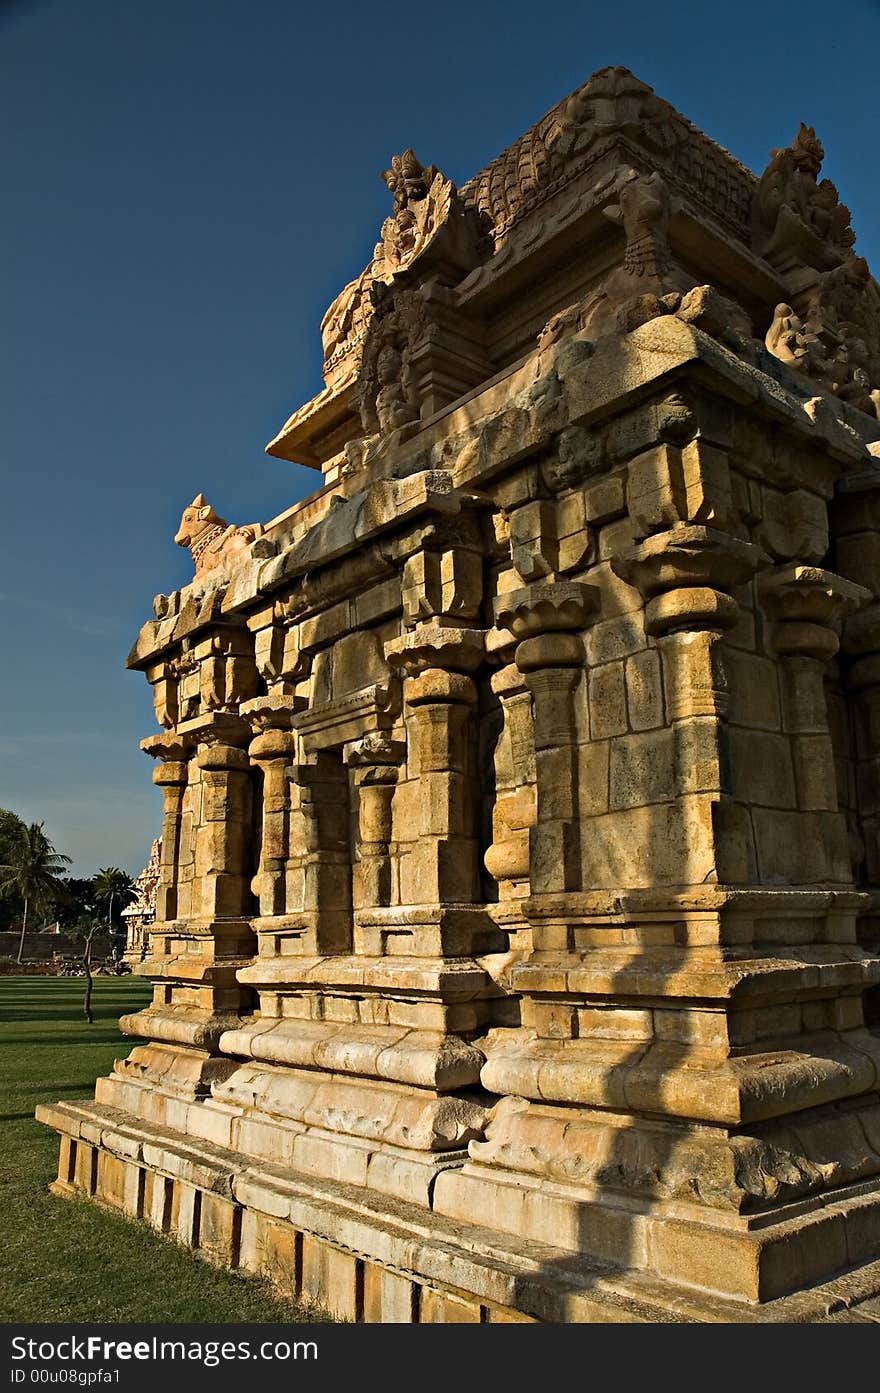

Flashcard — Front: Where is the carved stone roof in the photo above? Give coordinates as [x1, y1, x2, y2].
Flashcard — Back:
[459, 66, 757, 247]
[265, 65, 880, 468]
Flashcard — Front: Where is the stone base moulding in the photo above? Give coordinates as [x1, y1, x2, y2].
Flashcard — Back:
[38, 1101, 880, 1323]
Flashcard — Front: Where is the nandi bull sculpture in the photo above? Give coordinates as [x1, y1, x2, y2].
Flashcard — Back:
[174, 493, 264, 578]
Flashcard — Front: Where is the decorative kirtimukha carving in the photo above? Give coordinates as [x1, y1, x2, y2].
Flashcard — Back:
[174, 494, 264, 578]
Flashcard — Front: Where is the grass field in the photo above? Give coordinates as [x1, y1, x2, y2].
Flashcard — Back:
[0, 975, 329, 1323]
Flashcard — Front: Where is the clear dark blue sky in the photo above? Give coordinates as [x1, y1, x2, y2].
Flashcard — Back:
[3, 0, 879, 876]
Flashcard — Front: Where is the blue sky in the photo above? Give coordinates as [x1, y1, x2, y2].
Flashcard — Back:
[2, 0, 879, 876]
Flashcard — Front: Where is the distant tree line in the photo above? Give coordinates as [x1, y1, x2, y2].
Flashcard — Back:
[0, 808, 137, 967]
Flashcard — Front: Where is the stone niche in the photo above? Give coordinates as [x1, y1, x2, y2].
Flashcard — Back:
[38, 66, 880, 1323]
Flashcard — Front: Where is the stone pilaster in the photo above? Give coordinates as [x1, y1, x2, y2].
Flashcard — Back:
[149, 741, 188, 925]
[383, 623, 486, 942]
[494, 582, 598, 905]
[242, 695, 300, 918]
[346, 734, 405, 935]
[110, 713, 257, 1108]
[760, 564, 868, 880]
[482, 661, 536, 899]
[617, 525, 764, 884]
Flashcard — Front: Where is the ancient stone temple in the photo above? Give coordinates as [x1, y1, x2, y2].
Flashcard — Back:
[121, 838, 162, 963]
[39, 68, 880, 1322]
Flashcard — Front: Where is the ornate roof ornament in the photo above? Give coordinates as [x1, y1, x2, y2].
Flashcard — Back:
[751, 122, 855, 268]
[372, 150, 480, 286]
[380, 149, 441, 214]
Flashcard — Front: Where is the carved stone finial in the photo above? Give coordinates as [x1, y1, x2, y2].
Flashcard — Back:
[174, 496, 265, 578]
[380, 149, 440, 214]
[790, 123, 824, 177]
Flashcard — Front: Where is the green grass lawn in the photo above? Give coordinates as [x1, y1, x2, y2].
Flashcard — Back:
[0, 975, 329, 1323]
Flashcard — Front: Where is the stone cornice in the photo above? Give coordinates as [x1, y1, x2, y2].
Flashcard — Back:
[128, 316, 880, 672]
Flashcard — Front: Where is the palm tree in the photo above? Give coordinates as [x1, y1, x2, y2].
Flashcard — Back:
[93, 867, 137, 956]
[0, 822, 71, 964]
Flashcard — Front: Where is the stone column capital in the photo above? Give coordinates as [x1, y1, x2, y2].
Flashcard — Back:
[613, 525, 766, 637]
[344, 733, 406, 770]
[152, 761, 188, 787]
[404, 670, 477, 706]
[613, 526, 764, 597]
[140, 732, 192, 764]
[384, 623, 484, 677]
[759, 565, 870, 659]
[179, 710, 251, 750]
[196, 743, 250, 772]
[248, 729, 297, 762]
[494, 581, 598, 641]
[240, 693, 306, 734]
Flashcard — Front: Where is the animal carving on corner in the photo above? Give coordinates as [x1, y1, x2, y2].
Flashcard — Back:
[174, 494, 264, 577]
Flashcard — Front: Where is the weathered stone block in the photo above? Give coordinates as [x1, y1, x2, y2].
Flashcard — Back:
[589, 661, 627, 739]
[730, 729, 797, 808]
[625, 649, 664, 731]
[363, 1264, 416, 1323]
[609, 729, 675, 810]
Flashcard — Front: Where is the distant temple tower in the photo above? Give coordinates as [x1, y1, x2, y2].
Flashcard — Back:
[40, 68, 880, 1322]
[120, 838, 161, 963]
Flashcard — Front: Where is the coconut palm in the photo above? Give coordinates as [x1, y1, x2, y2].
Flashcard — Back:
[93, 866, 137, 954]
[0, 821, 71, 963]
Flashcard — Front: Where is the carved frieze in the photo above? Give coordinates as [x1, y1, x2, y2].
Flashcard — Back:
[351, 287, 427, 438]
[319, 268, 374, 392]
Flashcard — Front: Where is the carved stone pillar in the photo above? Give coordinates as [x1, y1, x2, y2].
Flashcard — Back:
[760, 564, 868, 881]
[384, 623, 484, 930]
[618, 525, 764, 885]
[195, 741, 253, 921]
[482, 662, 536, 898]
[494, 582, 598, 903]
[242, 696, 299, 918]
[150, 745, 188, 925]
[286, 751, 354, 955]
[346, 734, 405, 935]
[110, 712, 257, 1109]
